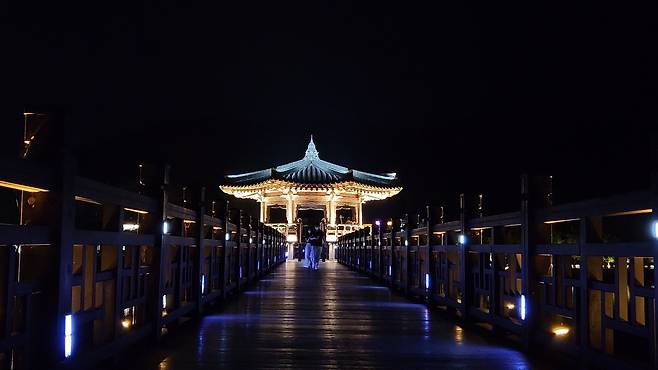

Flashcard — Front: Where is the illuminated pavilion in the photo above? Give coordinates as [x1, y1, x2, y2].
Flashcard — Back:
[220, 136, 401, 247]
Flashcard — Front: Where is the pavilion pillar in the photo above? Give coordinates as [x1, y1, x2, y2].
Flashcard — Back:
[329, 198, 337, 225]
[357, 196, 363, 226]
[259, 200, 266, 223]
[285, 195, 294, 224]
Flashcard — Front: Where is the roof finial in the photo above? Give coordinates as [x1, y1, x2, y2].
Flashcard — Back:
[305, 135, 319, 159]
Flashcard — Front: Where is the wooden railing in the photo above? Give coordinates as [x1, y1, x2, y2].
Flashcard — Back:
[0, 157, 287, 370]
[337, 176, 658, 370]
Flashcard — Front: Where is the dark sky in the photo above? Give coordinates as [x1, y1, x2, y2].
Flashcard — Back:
[1, 1, 656, 221]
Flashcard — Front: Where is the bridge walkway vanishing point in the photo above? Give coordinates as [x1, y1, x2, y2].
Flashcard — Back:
[120, 260, 554, 370]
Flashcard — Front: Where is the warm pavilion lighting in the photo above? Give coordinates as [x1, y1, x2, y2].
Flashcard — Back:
[286, 235, 298, 242]
[552, 325, 569, 336]
[0, 180, 49, 193]
[124, 207, 149, 214]
[326, 235, 337, 242]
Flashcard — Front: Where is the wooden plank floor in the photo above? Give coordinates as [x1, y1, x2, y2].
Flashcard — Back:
[122, 260, 557, 370]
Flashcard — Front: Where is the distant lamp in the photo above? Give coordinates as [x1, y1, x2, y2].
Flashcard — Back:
[386, 220, 393, 227]
[458, 234, 466, 245]
[375, 220, 381, 227]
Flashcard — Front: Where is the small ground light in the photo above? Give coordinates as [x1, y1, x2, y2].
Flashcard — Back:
[64, 314, 73, 358]
[520, 295, 526, 320]
[552, 325, 569, 336]
[458, 234, 466, 244]
[425, 273, 430, 289]
[225, 232, 230, 241]
[162, 221, 169, 234]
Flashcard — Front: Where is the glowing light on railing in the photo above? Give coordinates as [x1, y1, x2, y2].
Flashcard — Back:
[520, 295, 526, 320]
[225, 233, 230, 241]
[375, 220, 381, 227]
[425, 273, 430, 289]
[123, 223, 140, 231]
[257, 261, 260, 270]
[458, 234, 466, 245]
[653, 220, 658, 239]
[240, 267, 243, 279]
[201, 275, 205, 295]
[552, 326, 569, 336]
[285, 251, 289, 259]
[124, 207, 148, 214]
[0, 180, 49, 193]
[64, 314, 73, 358]
[162, 295, 167, 309]
[369, 260, 372, 269]
[162, 221, 169, 234]
[404, 240, 409, 247]
[389, 265, 392, 276]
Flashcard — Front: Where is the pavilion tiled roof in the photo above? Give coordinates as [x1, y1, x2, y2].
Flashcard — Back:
[224, 136, 399, 187]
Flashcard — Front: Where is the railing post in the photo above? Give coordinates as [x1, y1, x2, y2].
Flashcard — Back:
[223, 201, 230, 299]
[404, 213, 411, 294]
[459, 193, 469, 318]
[196, 187, 206, 314]
[54, 155, 76, 363]
[425, 205, 431, 299]
[650, 137, 658, 369]
[152, 164, 169, 341]
[377, 222, 383, 279]
[521, 174, 541, 349]
[247, 216, 253, 282]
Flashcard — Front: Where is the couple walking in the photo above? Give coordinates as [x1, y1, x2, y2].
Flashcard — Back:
[303, 226, 323, 270]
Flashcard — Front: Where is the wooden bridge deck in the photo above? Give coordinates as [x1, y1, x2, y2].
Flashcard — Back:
[122, 261, 552, 370]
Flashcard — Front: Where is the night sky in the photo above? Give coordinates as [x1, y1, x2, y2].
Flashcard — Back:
[1, 2, 656, 221]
